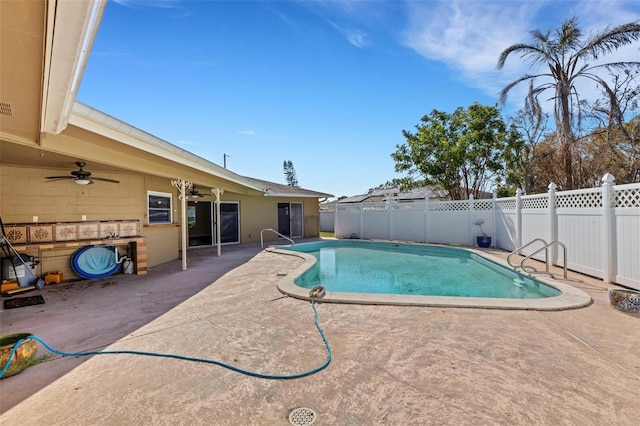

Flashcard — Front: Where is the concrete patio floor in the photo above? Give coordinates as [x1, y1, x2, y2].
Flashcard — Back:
[1, 241, 638, 425]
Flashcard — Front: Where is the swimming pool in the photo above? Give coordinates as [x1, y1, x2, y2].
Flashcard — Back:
[274, 240, 592, 310]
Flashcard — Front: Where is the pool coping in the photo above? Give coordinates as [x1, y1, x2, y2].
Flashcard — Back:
[270, 241, 593, 311]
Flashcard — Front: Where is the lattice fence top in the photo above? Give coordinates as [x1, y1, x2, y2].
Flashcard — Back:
[556, 190, 602, 209]
[473, 199, 493, 211]
[392, 202, 426, 212]
[363, 202, 389, 212]
[497, 198, 516, 210]
[337, 205, 360, 213]
[615, 187, 640, 208]
[429, 200, 469, 211]
[335, 183, 638, 212]
[522, 195, 549, 209]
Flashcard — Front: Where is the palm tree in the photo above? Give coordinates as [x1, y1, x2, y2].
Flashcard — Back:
[497, 17, 640, 189]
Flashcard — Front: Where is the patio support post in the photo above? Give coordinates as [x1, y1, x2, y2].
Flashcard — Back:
[171, 179, 193, 271]
[601, 173, 615, 284]
[212, 187, 224, 257]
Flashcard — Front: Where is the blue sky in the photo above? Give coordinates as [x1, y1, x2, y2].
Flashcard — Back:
[78, 0, 640, 198]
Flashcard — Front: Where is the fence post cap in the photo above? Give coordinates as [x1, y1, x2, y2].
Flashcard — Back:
[601, 173, 615, 184]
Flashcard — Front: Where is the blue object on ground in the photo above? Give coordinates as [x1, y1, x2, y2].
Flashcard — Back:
[71, 245, 121, 279]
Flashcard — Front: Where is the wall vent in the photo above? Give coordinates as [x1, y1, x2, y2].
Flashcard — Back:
[0, 102, 13, 116]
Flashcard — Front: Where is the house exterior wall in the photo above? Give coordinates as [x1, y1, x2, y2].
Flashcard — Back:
[0, 164, 179, 278]
[225, 194, 320, 244]
[1, 164, 322, 281]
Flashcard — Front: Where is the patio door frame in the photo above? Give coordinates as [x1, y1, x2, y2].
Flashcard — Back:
[187, 201, 240, 247]
[217, 201, 240, 245]
[277, 202, 303, 238]
[187, 201, 214, 247]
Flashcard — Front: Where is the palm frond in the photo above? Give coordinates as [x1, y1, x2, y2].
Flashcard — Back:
[557, 17, 582, 49]
[591, 61, 640, 71]
[579, 22, 640, 60]
[499, 74, 543, 104]
[496, 43, 551, 69]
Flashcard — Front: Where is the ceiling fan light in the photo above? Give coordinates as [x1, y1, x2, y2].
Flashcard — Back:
[75, 179, 91, 185]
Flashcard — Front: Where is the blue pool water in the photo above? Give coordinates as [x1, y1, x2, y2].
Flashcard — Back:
[283, 241, 561, 299]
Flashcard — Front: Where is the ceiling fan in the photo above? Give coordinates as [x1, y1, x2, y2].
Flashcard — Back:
[45, 162, 120, 185]
[188, 185, 209, 198]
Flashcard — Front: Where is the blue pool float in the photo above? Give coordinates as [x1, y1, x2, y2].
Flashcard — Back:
[71, 246, 122, 279]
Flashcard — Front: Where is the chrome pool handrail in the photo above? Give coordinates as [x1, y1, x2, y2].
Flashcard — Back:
[520, 241, 568, 279]
[261, 228, 294, 248]
[508, 238, 568, 279]
[507, 238, 548, 271]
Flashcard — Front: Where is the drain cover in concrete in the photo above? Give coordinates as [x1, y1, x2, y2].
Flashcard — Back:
[288, 407, 317, 426]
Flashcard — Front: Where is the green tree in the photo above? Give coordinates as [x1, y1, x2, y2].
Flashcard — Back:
[392, 103, 520, 200]
[283, 160, 299, 187]
[497, 17, 640, 189]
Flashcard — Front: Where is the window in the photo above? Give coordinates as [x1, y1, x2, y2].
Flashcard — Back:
[148, 191, 172, 224]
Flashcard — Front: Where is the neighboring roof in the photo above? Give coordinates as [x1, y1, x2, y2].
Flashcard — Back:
[393, 186, 449, 201]
[338, 185, 449, 203]
[336, 194, 370, 203]
[245, 177, 333, 198]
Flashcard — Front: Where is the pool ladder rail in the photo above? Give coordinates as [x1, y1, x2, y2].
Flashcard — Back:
[507, 238, 568, 279]
[260, 228, 295, 248]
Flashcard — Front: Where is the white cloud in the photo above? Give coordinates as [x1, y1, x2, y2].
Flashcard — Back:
[329, 21, 370, 48]
[297, 0, 394, 48]
[112, 0, 181, 9]
[237, 130, 256, 136]
[402, 1, 544, 97]
[401, 0, 640, 110]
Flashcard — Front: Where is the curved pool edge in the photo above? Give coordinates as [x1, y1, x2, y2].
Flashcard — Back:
[269, 242, 593, 311]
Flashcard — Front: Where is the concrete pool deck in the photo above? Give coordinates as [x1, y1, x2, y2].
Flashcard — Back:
[1, 240, 638, 425]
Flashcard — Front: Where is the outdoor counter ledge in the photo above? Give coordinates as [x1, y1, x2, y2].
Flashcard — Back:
[269, 245, 593, 311]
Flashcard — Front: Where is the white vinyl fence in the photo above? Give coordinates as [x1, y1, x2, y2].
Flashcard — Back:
[334, 174, 640, 290]
[319, 205, 336, 232]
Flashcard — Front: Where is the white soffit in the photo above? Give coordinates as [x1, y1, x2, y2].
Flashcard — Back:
[41, 0, 106, 135]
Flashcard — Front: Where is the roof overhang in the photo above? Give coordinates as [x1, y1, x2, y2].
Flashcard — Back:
[41, 0, 106, 135]
[0, 0, 106, 145]
[66, 103, 266, 192]
[263, 191, 332, 198]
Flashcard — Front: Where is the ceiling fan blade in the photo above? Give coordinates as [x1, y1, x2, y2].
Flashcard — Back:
[45, 176, 75, 180]
[91, 177, 120, 183]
